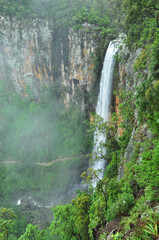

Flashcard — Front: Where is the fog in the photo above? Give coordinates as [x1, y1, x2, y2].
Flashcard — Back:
[0, 85, 89, 206]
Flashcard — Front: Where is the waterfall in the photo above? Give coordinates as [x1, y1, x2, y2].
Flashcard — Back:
[92, 40, 119, 187]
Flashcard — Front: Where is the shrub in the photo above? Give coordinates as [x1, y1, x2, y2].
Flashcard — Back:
[108, 193, 135, 219]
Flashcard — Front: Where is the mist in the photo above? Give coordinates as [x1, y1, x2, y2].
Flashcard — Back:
[0, 78, 89, 206]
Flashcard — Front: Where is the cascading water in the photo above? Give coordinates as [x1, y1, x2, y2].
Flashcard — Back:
[92, 40, 119, 187]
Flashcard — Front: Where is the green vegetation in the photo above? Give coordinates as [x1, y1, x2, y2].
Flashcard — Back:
[0, 0, 118, 46]
[0, 207, 16, 239]
[19, 224, 46, 240]
[0, 0, 159, 239]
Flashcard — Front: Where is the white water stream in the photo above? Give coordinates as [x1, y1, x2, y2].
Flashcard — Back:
[16, 196, 54, 208]
[92, 40, 119, 187]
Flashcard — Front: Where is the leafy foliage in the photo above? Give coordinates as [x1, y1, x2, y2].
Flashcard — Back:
[19, 224, 46, 240]
[50, 204, 77, 240]
[0, 0, 159, 240]
[50, 194, 91, 240]
[0, 208, 16, 240]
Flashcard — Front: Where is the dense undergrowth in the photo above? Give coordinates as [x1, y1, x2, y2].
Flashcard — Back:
[0, 0, 159, 239]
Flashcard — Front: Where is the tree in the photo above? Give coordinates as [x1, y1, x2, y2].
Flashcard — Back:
[72, 194, 91, 240]
[18, 224, 45, 240]
[50, 204, 78, 240]
[89, 114, 120, 176]
[0, 208, 16, 240]
[123, 0, 159, 25]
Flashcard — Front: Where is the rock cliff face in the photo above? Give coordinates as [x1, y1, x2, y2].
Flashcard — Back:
[116, 45, 150, 179]
[0, 16, 99, 101]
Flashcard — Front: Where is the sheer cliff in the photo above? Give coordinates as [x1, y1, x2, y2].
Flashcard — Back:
[0, 16, 99, 103]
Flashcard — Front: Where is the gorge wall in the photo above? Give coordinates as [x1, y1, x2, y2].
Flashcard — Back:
[0, 15, 147, 186]
[0, 16, 99, 103]
[114, 44, 152, 179]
